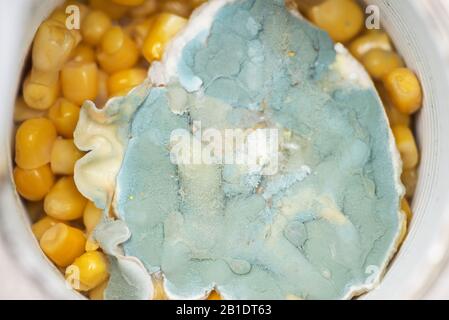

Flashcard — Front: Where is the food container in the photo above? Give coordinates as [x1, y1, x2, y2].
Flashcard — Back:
[0, 0, 449, 299]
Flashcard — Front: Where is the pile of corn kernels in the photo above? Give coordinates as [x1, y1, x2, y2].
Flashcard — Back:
[13, 0, 421, 300]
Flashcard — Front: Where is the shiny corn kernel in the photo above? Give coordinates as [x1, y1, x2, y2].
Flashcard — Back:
[142, 13, 187, 63]
[14, 165, 55, 201]
[307, 0, 364, 43]
[81, 10, 112, 46]
[32, 19, 80, 72]
[13, 97, 46, 123]
[125, 17, 155, 49]
[49, 8, 68, 25]
[97, 26, 140, 74]
[129, 0, 158, 18]
[160, 0, 193, 18]
[61, 61, 99, 105]
[383, 68, 423, 115]
[89, 281, 108, 300]
[44, 176, 88, 221]
[401, 198, 412, 223]
[70, 43, 96, 63]
[208, 290, 222, 300]
[83, 201, 103, 233]
[349, 32, 392, 61]
[50, 139, 85, 175]
[361, 49, 404, 80]
[402, 168, 418, 199]
[15, 118, 57, 170]
[392, 125, 419, 170]
[66, 251, 109, 291]
[32, 216, 60, 240]
[40, 223, 86, 267]
[96, 70, 109, 106]
[23, 71, 60, 111]
[48, 98, 81, 138]
[376, 83, 411, 127]
[397, 217, 407, 246]
[107, 68, 147, 97]
[112, 0, 145, 6]
[88, 0, 129, 19]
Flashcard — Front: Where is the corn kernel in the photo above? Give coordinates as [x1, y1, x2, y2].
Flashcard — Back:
[32, 19, 80, 72]
[44, 176, 88, 221]
[129, 0, 158, 18]
[15, 118, 57, 170]
[402, 168, 418, 199]
[385, 103, 411, 127]
[83, 201, 103, 233]
[125, 17, 155, 49]
[49, 8, 68, 25]
[307, 0, 364, 43]
[86, 239, 100, 252]
[107, 68, 147, 97]
[14, 165, 55, 201]
[208, 290, 222, 300]
[96, 70, 109, 106]
[401, 198, 412, 223]
[70, 43, 96, 63]
[40, 223, 86, 267]
[61, 61, 99, 105]
[23, 71, 60, 111]
[13, 97, 46, 123]
[48, 98, 81, 138]
[89, 281, 108, 300]
[142, 13, 187, 63]
[361, 49, 404, 80]
[153, 277, 167, 300]
[50, 139, 85, 175]
[349, 32, 392, 61]
[112, 0, 145, 6]
[392, 125, 419, 170]
[397, 217, 407, 246]
[32, 216, 60, 240]
[66, 251, 109, 291]
[160, 0, 193, 18]
[383, 68, 423, 115]
[190, 0, 207, 9]
[88, 0, 129, 19]
[81, 10, 112, 46]
[97, 26, 140, 73]
[26, 201, 45, 223]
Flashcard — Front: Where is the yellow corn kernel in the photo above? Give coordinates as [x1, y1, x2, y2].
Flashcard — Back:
[107, 68, 147, 97]
[15, 118, 57, 170]
[32, 19, 80, 72]
[40, 223, 86, 267]
[32, 216, 60, 240]
[86, 239, 100, 252]
[49, 8, 68, 25]
[160, 0, 193, 18]
[61, 61, 99, 105]
[208, 290, 222, 300]
[125, 17, 155, 49]
[112, 0, 145, 6]
[97, 26, 140, 74]
[361, 49, 404, 80]
[48, 98, 81, 138]
[129, 0, 158, 18]
[349, 32, 392, 61]
[401, 198, 412, 224]
[402, 168, 418, 199]
[44, 176, 88, 221]
[392, 125, 419, 170]
[397, 216, 407, 246]
[83, 201, 103, 233]
[307, 0, 364, 43]
[66, 251, 109, 291]
[50, 139, 85, 175]
[153, 277, 167, 300]
[13, 97, 46, 123]
[142, 13, 187, 63]
[383, 68, 423, 115]
[89, 281, 108, 300]
[81, 10, 112, 46]
[63, 1, 91, 22]
[14, 165, 55, 202]
[385, 103, 411, 127]
[23, 71, 60, 111]
[70, 43, 96, 63]
[88, 0, 129, 19]
[190, 0, 207, 9]
[96, 70, 109, 106]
